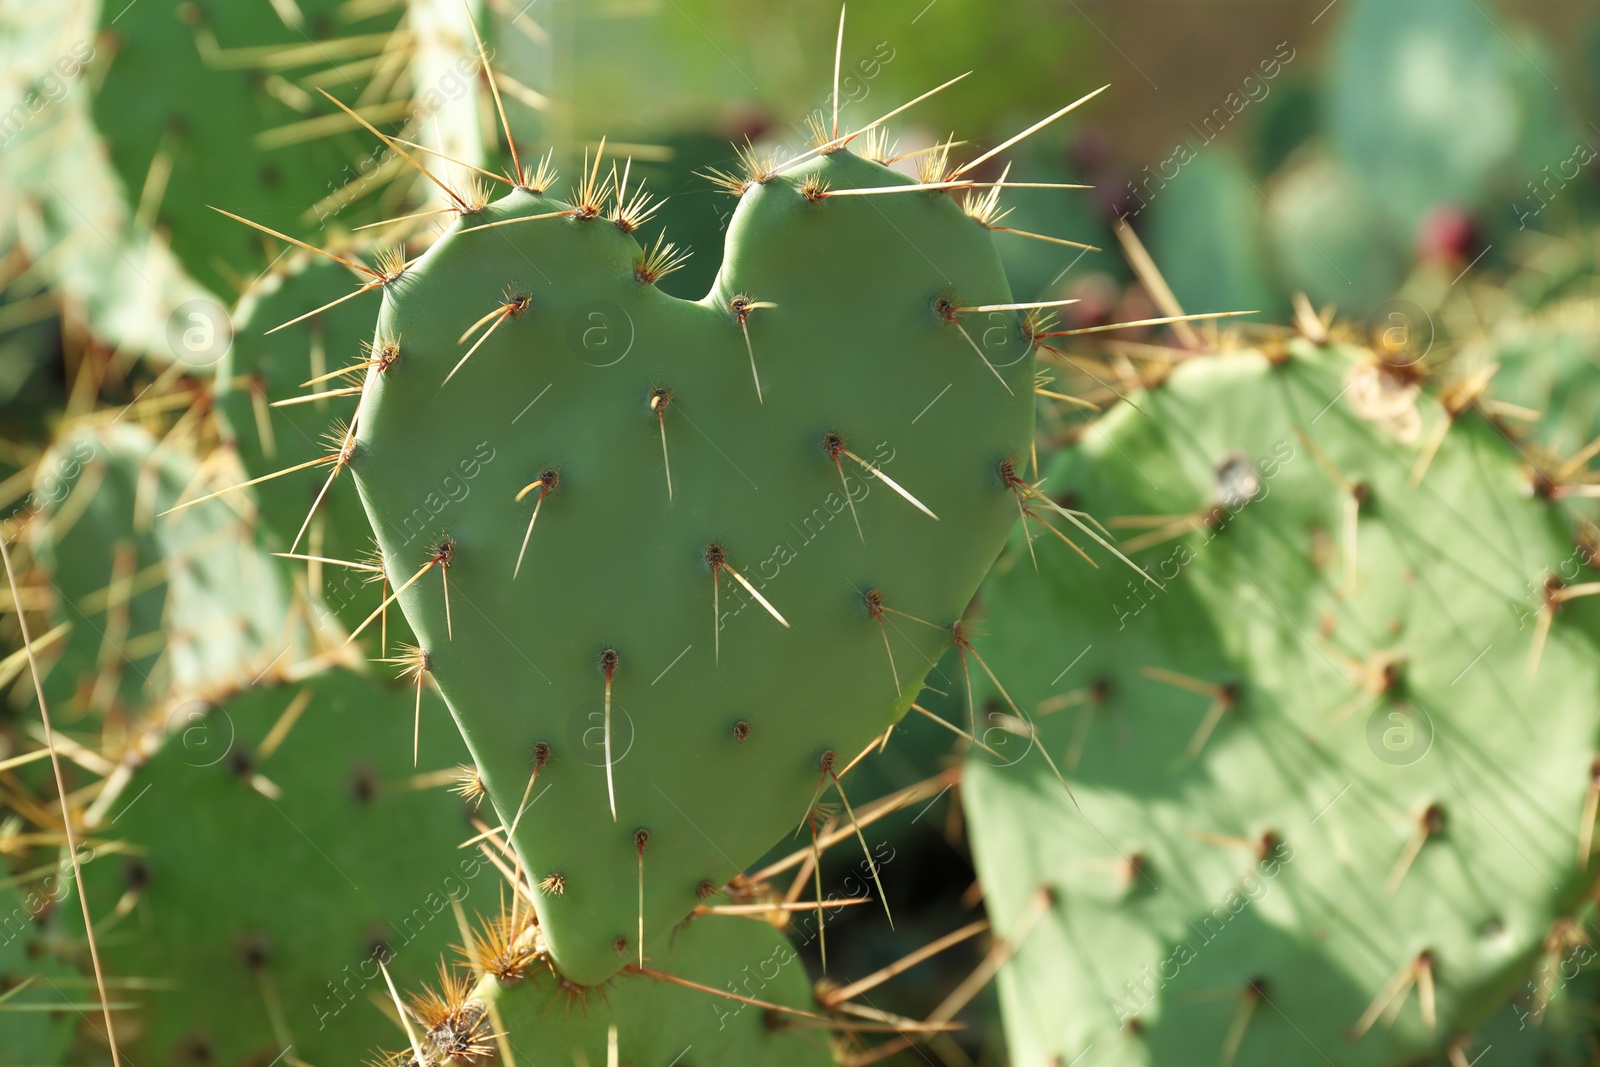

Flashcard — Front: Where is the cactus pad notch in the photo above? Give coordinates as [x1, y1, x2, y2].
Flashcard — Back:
[962, 339, 1600, 1066]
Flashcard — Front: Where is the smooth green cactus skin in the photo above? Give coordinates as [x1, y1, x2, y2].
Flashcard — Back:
[347, 147, 1035, 985]
[73, 670, 480, 1067]
[28, 422, 310, 727]
[219, 253, 406, 635]
[443, 915, 833, 1067]
[0, 878, 75, 1066]
[91, 0, 400, 294]
[962, 342, 1600, 1066]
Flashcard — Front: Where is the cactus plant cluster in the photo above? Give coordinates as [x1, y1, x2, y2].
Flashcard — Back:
[5, 3, 1600, 1067]
[0, 0, 536, 356]
[2, 4, 1078, 1062]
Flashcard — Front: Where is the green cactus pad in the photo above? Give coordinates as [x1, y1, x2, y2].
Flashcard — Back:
[91, 0, 401, 294]
[73, 669, 482, 1067]
[963, 341, 1600, 1066]
[1473, 306, 1600, 464]
[390, 913, 833, 1067]
[0, 876, 76, 1066]
[346, 147, 1036, 984]
[28, 421, 314, 728]
[1471, 966, 1600, 1067]
[219, 252, 408, 635]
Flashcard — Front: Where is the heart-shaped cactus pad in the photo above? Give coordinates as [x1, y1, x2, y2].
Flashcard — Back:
[347, 147, 1035, 984]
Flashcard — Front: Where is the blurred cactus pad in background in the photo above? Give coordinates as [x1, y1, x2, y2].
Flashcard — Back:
[2, 1, 1600, 1066]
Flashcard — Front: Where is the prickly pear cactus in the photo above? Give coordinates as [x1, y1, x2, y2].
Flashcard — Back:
[219, 253, 408, 634]
[27, 421, 312, 728]
[91, 0, 403, 293]
[345, 145, 1035, 985]
[73, 669, 481, 1067]
[384, 911, 832, 1067]
[962, 340, 1600, 1066]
